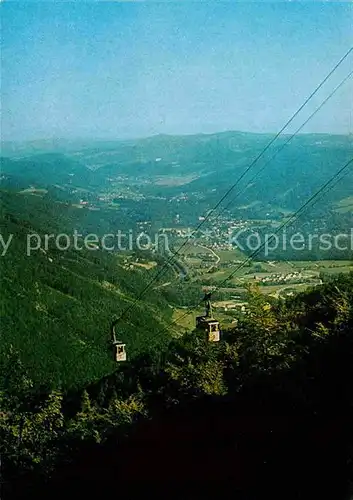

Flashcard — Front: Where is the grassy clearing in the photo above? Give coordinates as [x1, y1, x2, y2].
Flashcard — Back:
[172, 308, 200, 331]
[259, 261, 295, 273]
[334, 196, 353, 213]
[260, 283, 312, 295]
[179, 244, 212, 256]
[133, 261, 157, 270]
[184, 257, 203, 266]
[187, 250, 352, 300]
[217, 249, 247, 262]
[319, 265, 353, 275]
[290, 260, 352, 269]
[154, 174, 199, 186]
[19, 188, 48, 195]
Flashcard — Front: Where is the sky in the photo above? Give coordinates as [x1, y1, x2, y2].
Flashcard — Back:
[1, 1, 352, 141]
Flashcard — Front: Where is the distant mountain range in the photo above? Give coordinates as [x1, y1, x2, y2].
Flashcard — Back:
[1, 132, 352, 216]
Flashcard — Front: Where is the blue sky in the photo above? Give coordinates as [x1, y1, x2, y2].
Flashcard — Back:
[1, 1, 352, 141]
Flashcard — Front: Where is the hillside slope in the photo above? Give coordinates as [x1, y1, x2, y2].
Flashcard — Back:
[0, 190, 175, 389]
[2, 273, 353, 499]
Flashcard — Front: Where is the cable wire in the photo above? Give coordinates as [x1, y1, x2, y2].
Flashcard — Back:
[159, 157, 353, 334]
[112, 47, 353, 324]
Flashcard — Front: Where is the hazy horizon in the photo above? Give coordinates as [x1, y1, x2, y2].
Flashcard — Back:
[2, 1, 352, 141]
[1, 128, 352, 149]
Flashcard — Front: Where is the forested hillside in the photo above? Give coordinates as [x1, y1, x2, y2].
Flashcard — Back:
[0, 189, 175, 389]
[2, 133, 352, 218]
[1, 273, 353, 498]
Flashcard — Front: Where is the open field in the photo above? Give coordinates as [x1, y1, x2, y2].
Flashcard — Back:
[178, 243, 214, 256]
[289, 260, 353, 275]
[19, 187, 48, 195]
[185, 257, 202, 266]
[177, 244, 245, 261]
[260, 283, 314, 297]
[132, 261, 157, 270]
[154, 174, 200, 186]
[318, 265, 353, 275]
[217, 248, 247, 262]
[187, 257, 352, 299]
[172, 308, 202, 332]
[258, 261, 295, 273]
[290, 260, 352, 268]
[334, 196, 353, 213]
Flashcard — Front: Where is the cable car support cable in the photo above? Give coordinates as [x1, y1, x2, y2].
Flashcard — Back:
[110, 46, 353, 327]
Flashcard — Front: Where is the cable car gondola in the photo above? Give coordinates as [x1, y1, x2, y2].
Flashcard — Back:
[195, 292, 220, 342]
[110, 318, 127, 362]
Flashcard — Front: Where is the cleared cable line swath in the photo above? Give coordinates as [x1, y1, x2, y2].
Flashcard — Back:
[160, 157, 353, 335]
[113, 46, 353, 325]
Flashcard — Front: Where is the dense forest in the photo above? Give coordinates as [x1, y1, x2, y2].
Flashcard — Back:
[0, 189, 177, 389]
[1, 273, 353, 498]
